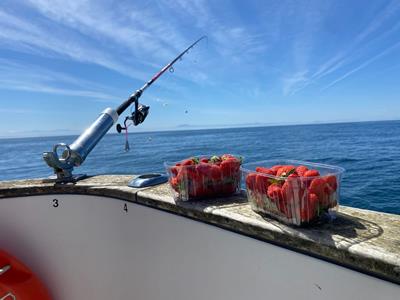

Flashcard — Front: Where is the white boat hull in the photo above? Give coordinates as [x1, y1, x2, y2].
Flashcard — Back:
[0, 194, 398, 299]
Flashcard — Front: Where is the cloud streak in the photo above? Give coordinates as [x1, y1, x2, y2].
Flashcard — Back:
[0, 59, 119, 101]
[322, 40, 400, 91]
[280, 0, 400, 96]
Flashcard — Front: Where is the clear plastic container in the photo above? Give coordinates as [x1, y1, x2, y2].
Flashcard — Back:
[165, 154, 243, 201]
[242, 159, 345, 226]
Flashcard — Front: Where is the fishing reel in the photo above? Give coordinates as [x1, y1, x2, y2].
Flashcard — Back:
[116, 99, 150, 151]
[116, 102, 150, 133]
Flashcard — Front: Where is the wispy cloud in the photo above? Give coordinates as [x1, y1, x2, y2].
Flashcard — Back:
[322, 40, 400, 91]
[6, 0, 214, 93]
[282, 71, 309, 96]
[0, 59, 119, 101]
[284, 0, 400, 95]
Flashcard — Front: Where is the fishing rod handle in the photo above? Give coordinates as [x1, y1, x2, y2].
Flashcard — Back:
[116, 90, 142, 116]
[68, 108, 118, 166]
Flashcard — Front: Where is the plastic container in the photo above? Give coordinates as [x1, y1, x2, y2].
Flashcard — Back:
[242, 159, 345, 226]
[165, 154, 243, 201]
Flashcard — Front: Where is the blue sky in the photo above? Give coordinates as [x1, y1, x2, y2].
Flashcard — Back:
[0, 0, 400, 137]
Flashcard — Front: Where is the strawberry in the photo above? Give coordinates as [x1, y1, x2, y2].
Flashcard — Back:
[270, 165, 283, 174]
[221, 154, 236, 160]
[296, 165, 309, 176]
[255, 174, 270, 195]
[300, 193, 319, 223]
[309, 178, 330, 208]
[282, 175, 304, 218]
[282, 176, 303, 204]
[210, 164, 222, 181]
[302, 169, 320, 188]
[170, 177, 179, 192]
[309, 178, 326, 195]
[181, 158, 195, 166]
[200, 157, 209, 163]
[177, 165, 196, 181]
[267, 183, 283, 203]
[303, 169, 320, 177]
[276, 165, 296, 177]
[255, 167, 275, 175]
[245, 173, 257, 191]
[188, 178, 203, 198]
[274, 184, 293, 218]
[324, 175, 337, 191]
[220, 158, 240, 177]
[196, 163, 212, 177]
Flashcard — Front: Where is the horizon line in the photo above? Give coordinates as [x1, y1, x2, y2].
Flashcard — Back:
[0, 118, 399, 140]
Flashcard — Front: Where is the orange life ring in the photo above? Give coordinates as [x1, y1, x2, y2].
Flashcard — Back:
[0, 249, 51, 299]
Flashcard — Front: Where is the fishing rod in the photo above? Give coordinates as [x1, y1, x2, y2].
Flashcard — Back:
[43, 36, 207, 183]
[116, 35, 207, 151]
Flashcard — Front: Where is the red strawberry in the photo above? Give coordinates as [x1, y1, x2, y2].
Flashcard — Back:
[304, 169, 320, 177]
[210, 164, 222, 181]
[267, 183, 283, 203]
[255, 174, 270, 195]
[177, 165, 195, 181]
[169, 177, 179, 192]
[309, 178, 331, 207]
[276, 165, 296, 177]
[245, 173, 257, 191]
[270, 165, 283, 174]
[187, 172, 204, 197]
[221, 154, 236, 160]
[200, 157, 209, 163]
[296, 165, 309, 176]
[220, 158, 240, 177]
[181, 159, 195, 166]
[309, 178, 326, 195]
[300, 193, 319, 222]
[324, 175, 337, 191]
[282, 176, 302, 204]
[196, 163, 212, 177]
[276, 182, 295, 218]
[255, 167, 275, 175]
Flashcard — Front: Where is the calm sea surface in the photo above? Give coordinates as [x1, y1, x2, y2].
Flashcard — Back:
[0, 121, 399, 214]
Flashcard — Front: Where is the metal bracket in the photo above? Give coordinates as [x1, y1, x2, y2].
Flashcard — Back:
[42, 143, 86, 183]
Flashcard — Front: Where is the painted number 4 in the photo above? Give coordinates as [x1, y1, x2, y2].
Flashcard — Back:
[123, 203, 128, 213]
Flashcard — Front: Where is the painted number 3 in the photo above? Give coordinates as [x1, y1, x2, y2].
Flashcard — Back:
[52, 199, 59, 207]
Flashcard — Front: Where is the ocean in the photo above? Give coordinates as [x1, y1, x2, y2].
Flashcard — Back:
[0, 120, 399, 215]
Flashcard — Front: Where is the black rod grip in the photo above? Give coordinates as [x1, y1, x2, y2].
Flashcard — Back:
[116, 90, 142, 115]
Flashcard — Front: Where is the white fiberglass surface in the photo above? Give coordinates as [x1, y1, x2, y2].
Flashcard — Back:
[0, 195, 398, 300]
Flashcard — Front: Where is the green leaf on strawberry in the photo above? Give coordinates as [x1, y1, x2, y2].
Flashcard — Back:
[210, 155, 221, 163]
[191, 157, 200, 164]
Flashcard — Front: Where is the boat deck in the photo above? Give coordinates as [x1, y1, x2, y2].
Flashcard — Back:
[0, 175, 399, 284]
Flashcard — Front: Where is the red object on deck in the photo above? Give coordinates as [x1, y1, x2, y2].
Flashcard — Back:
[0, 249, 52, 299]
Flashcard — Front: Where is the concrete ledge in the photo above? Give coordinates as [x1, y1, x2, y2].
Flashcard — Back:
[0, 175, 399, 284]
